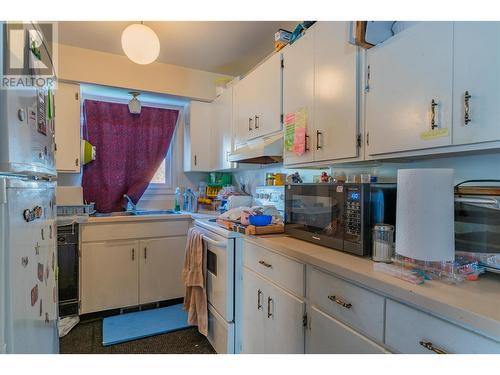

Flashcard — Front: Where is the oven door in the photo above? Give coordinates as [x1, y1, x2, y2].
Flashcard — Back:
[198, 227, 234, 322]
[285, 184, 345, 249]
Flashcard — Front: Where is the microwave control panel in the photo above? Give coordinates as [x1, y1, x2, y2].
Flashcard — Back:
[345, 186, 361, 240]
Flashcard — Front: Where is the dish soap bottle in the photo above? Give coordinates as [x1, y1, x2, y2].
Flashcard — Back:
[174, 187, 181, 211]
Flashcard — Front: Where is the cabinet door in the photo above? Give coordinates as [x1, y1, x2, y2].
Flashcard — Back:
[314, 22, 359, 161]
[185, 101, 213, 171]
[263, 276, 305, 354]
[139, 236, 187, 305]
[233, 76, 256, 145]
[453, 22, 500, 145]
[55, 82, 81, 172]
[80, 240, 139, 314]
[252, 52, 282, 138]
[240, 267, 266, 353]
[366, 22, 453, 155]
[212, 87, 234, 170]
[283, 27, 315, 165]
[308, 306, 388, 354]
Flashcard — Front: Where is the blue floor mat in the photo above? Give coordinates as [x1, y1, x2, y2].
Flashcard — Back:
[102, 304, 191, 346]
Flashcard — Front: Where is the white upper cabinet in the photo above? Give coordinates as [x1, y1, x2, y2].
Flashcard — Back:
[453, 22, 500, 145]
[233, 52, 282, 145]
[283, 26, 315, 165]
[212, 87, 234, 170]
[184, 101, 213, 172]
[314, 21, 359, 162]
[55, 82, 81, 173]
[365, 22, 453, 155]
[283, 22, 360, 166]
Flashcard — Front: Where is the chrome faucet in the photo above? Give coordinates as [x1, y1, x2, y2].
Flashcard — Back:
[123, 194, 137, 212]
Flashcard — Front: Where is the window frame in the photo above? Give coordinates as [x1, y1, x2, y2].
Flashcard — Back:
[81, 92, 183, 196]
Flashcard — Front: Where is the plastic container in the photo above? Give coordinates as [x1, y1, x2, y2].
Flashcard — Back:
[249, 215, 273, 226]
[174, 187, 181, 211]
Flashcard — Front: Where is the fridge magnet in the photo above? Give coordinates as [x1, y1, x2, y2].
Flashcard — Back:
[27, 105, 37, 128]
[39, 299, 43, 317]
[37, 263, 44, 282]
[34, 242, 40, 255]
[30, 285, 38, 306]
[45, 313, 49, 324]
[21, 256, 29, 268]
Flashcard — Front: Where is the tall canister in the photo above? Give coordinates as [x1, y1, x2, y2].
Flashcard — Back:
[372, 224, 394, 262]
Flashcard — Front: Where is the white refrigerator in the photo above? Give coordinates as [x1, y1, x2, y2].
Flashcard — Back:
[0, 22, 59, 353]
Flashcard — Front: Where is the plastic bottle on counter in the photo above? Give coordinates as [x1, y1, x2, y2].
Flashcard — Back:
[174, 187, 181, 211]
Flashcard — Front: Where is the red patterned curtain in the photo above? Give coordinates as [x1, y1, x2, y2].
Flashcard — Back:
[82, 100, 179, 213]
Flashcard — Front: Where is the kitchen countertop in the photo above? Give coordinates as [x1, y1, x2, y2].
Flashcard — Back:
[76, 209, 218, 224]
[244, 234, 500, 341]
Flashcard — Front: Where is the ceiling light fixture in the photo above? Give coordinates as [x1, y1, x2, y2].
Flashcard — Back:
[128, 92, 142, 114]
[121, 22, 160, 65]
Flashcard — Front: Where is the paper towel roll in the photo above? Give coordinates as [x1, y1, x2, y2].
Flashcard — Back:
[395, 169, 455, 262]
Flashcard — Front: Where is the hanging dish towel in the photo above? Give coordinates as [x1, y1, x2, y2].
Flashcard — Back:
[182, 227, 208, 336]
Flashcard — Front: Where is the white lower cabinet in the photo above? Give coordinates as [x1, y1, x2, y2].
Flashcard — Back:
[139, 236, 186, 305]
[80, 221, 189, 314]
[308, 306, 388, 354]
[81, 240, 140, 314]
[385, 299, 500, 354]
[241, 266, 305, 354]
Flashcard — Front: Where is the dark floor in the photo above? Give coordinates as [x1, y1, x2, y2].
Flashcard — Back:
[59, 319, 216, 354]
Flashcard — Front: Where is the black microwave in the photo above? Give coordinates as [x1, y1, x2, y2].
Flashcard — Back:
[284, 183, 397, 256]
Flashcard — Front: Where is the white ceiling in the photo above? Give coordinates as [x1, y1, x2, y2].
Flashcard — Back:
[57, 21, 298, 76]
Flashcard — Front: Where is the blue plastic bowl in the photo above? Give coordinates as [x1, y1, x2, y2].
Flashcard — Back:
[249, 215, 273, 226]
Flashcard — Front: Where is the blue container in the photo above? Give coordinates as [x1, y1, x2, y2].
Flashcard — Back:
[249, 215, 273, 226]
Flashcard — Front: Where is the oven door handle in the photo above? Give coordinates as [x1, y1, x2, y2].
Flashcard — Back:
[202, 235, 227, 248]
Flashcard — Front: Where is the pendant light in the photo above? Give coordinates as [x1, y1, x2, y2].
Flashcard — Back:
[121, 22, 160, 65]
[128, 92, 141, 114]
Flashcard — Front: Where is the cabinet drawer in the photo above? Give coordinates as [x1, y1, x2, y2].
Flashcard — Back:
[81, 220, 190, 242]
[309, 267, 385, 342]
[308, 306, 389, 354]
[243, 241, 305, 297]
[385, 299, 500, 354]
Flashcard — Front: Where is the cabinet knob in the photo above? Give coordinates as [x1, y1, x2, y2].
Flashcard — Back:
[431, 99, 439, 129]
[464, 91, 472, 125]
[267, 296, 273, 318]
[328, 295, 352, 309]
[258, 260, 272, 268]
[419, 340, 447, 354]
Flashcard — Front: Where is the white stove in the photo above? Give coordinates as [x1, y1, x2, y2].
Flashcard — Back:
[194, 218, 242, 354]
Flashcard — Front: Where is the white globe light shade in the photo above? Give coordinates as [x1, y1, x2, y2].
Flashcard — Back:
[121, 24, 160, 65]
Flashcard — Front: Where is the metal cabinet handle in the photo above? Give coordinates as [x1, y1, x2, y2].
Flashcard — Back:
[328, 295, 352, 309]
[194, 155, 197, 166]
[431, 99, 439, 129]
[464, 91, 472, 125]
[254, 115, 259, 129]
[419, 340, 447, 354]
[75, 158, 79, 167]
[144, 247, 147, 259]
[257, 289, 263, 310]
[258, 260, 272, 268]
[316, 130, 322, 150]
[305, 135, 310, 152]
[131, 248, 135, 261]
[267, 297, 273, 318]
[248, 117, 253, 131]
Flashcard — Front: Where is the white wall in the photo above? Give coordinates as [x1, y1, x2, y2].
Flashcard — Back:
[232, 151, 500, 196]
